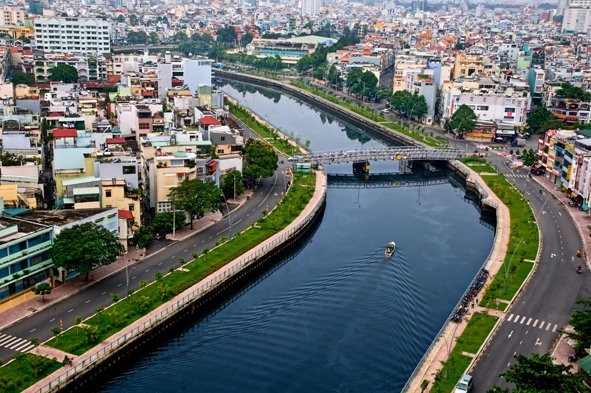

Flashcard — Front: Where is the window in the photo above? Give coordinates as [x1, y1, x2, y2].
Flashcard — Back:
[105, 190, 111, 198]
[129, 204, 134, 211]
[122, 165, 136, 174]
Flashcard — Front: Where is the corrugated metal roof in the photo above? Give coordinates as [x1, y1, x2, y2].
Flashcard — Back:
[62, 176, 100, 186]
[72, 187, 100, 196]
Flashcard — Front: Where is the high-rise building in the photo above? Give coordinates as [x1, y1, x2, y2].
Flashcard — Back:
[33, 17, 111, 54]
[0, 7, 25, 25]
[301, 0, 321, 17]
[28, 0, 42, 15]
[562, 0, 591, 33]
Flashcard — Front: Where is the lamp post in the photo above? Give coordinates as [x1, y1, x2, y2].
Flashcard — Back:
[125, 252, 135, 299]
[504, 239, 524, 295]
[172, 203, 176, 240]
[221, 193, 232, 236]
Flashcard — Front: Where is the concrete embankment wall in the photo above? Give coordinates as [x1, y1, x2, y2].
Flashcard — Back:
[30, 172, 328, 393]
[215, 70, 420, 147]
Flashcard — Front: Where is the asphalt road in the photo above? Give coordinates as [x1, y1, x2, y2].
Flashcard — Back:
[0, 159, 290, 362]
[456, 139, 591, 391]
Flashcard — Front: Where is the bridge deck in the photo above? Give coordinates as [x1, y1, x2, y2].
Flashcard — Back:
[290, 146, 463, 165]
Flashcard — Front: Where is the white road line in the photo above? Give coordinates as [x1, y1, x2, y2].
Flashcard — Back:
[19, 344, 34, 352]
[85, 299, 91, 304]
[552, 324, 558, 332]
[49, 318, 55, 323]
[170, 256, 175, 259]
[520, 316, 527, 324]
[193, 244, 197, 248]
[2, 337, 20, 347]
[132, 276, 136, 280]
[0, 334, 5, 339]
[184, 249, 188, 252]
[0, 335, 14, 345]
[526, 318, 532, 326]
[508, 314, 514, 322]
[7, 338, 27, 349]
[101, 292, 106, 295]
[117, 283, 122, 287]
[201, 240, 205, 243]
[546, 323, 551, 331]
[146, 269, 150, 272]
[538, 322, 545, 330]
[68, 308, 74, 313]
[533, 319, 538, 327]
[12, 341, 32, 351]
[158, 262, 163, 266]
[514, 315, 520, 323]
[29, 328, 36, 333]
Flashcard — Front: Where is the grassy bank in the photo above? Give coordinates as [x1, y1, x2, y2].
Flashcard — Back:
[430, 312, 498, 393]
[290, 79, 446, 148]
[228, 102, 302, 156]
[44, 172, 316, 355]
[0, 353, 61, 393]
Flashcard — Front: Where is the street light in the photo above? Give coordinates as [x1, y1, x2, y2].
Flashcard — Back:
[221, 193, 232, 236]
[504, 239, 524, 295]
[125, 252, 135, 299]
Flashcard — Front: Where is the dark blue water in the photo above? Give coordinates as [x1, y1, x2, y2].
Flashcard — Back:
[100, 82, 494, 393]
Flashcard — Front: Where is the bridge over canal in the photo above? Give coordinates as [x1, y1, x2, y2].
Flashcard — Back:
[290, 146, 464, 174]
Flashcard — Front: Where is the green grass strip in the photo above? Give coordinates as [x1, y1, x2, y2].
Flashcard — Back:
[44, 172, 316, 356]
[228, 102, 301, 157]
[459, 157, 538, 310]
[430, 312, 498, 393]
[289, 79, 445, 148]
[0, 353, 62, 393]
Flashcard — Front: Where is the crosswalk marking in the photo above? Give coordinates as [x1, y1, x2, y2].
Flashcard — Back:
[505, 315, 559, 333]
[0, 333, 35, 352]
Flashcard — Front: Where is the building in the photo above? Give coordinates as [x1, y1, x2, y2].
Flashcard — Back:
[0, 7, 25, 25]
[32, 17, 111, 54]
[301, 0, 322, 16]
[562, 0, 591, 33]
[28, 0, 42, 15]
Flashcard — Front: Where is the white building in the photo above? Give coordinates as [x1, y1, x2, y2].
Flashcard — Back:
[301, 0, 322, 16]
[562, 0, 591, 33]
[33, 17, 111, 54]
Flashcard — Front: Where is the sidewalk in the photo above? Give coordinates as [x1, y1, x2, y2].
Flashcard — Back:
[0, 203, 245, 331]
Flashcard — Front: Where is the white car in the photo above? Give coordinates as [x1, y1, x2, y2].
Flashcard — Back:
[454, 374, 473, 393]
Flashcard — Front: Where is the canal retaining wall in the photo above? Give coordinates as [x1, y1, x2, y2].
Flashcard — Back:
[28, 171, 328, 393]
[215, 70, 420, 147]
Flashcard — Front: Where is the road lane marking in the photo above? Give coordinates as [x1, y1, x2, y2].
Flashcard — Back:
[2, 337, 20, 347]
[514, 314, 520, 322]
[29, 328, 36, 333]
[102, 292, 106, 295]
[117, 283, 122, 287]
[85, 299, 91, 304]
[49, 318, 55, 323]
[68, 308, 74, 313]
[535, 337, 542, 346]
[546, 323, 551, 331]
[520, 316, 527, 324]
[184, 249, 188, 252]
[508, 330, 513, 338]
[533, 319, 538, 327]
[507, 314, 514, 322]
[552, 324, 558, 332]
[539, 322, 545, 329]
[526, 318, 532, 326]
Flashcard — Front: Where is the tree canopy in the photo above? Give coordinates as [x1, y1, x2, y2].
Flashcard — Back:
[168, 179, 222, 229]
[568, 297, 591, 354]
[526, 106, 554, 133]
[151, 211, 185, 237]
[50, 222, 124, 281]
[48, 64, 78, 83]
[345, 68, 378, 100]
[221, 169, 245, 199]
[488, 353, 585, 392]
[390, 91, 428, 120]
[243, 139, 278, 184]
[555, 82, 591, 101]
[126, 30, 149, 45]
[11, 71, 35, 85]
[450, 104, 478, 137]
[216, 25, 237, 46]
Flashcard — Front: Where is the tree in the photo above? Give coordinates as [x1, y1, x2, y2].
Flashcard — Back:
[327, 65, 341, 87]
[391, 90, 413, 116]
[216, 25, 237, 46]
[50, 222, 124, 281]
[408, 92, 429, 120]
[242, 139, 278, 185]
[126, 30, 149, 45]
[240, 32, 253, 48]
[151, 211, 184, 236]
[450, 104, 477, 138]
[519, 148, 538, 167]
[11, 71, 35, 85]
[33, 282, 52, 303]
[221, 169, 244, 199]
[568, 297, 591, 354]
[489, 353, 585, 392]
[526, 106, 553, 133]
[149, 32, 159, 44]
[168, 179, 222, 229]
[48, 64, 78, 83]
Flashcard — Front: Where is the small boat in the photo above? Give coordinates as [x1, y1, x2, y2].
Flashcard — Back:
[385, 241, 396, 257]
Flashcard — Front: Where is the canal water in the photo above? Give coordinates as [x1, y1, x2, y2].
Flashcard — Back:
[99, 82, 495, 392]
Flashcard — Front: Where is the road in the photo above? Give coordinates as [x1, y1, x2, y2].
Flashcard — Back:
[0, 159, 290, 361]
[458, 139, 591, 391]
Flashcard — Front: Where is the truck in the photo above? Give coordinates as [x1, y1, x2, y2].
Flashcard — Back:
[511, 138, 526, 147]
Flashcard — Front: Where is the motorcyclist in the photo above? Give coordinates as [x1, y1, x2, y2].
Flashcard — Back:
[577, 265, 582, 274]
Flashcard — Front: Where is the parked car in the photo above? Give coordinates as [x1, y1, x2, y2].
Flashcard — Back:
[454, 374, 473, 393]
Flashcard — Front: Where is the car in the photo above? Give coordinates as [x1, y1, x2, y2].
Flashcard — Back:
[454, 374, 473, 393]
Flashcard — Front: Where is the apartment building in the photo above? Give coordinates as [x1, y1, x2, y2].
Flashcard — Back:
[453, 54, 498, 80]
[562, 0, 591, 33]
[33, 17, 111, 54]
[0, 7, 25, 25]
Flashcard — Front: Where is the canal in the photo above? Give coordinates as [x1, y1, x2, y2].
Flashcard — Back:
[99, 82, 495, 392]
